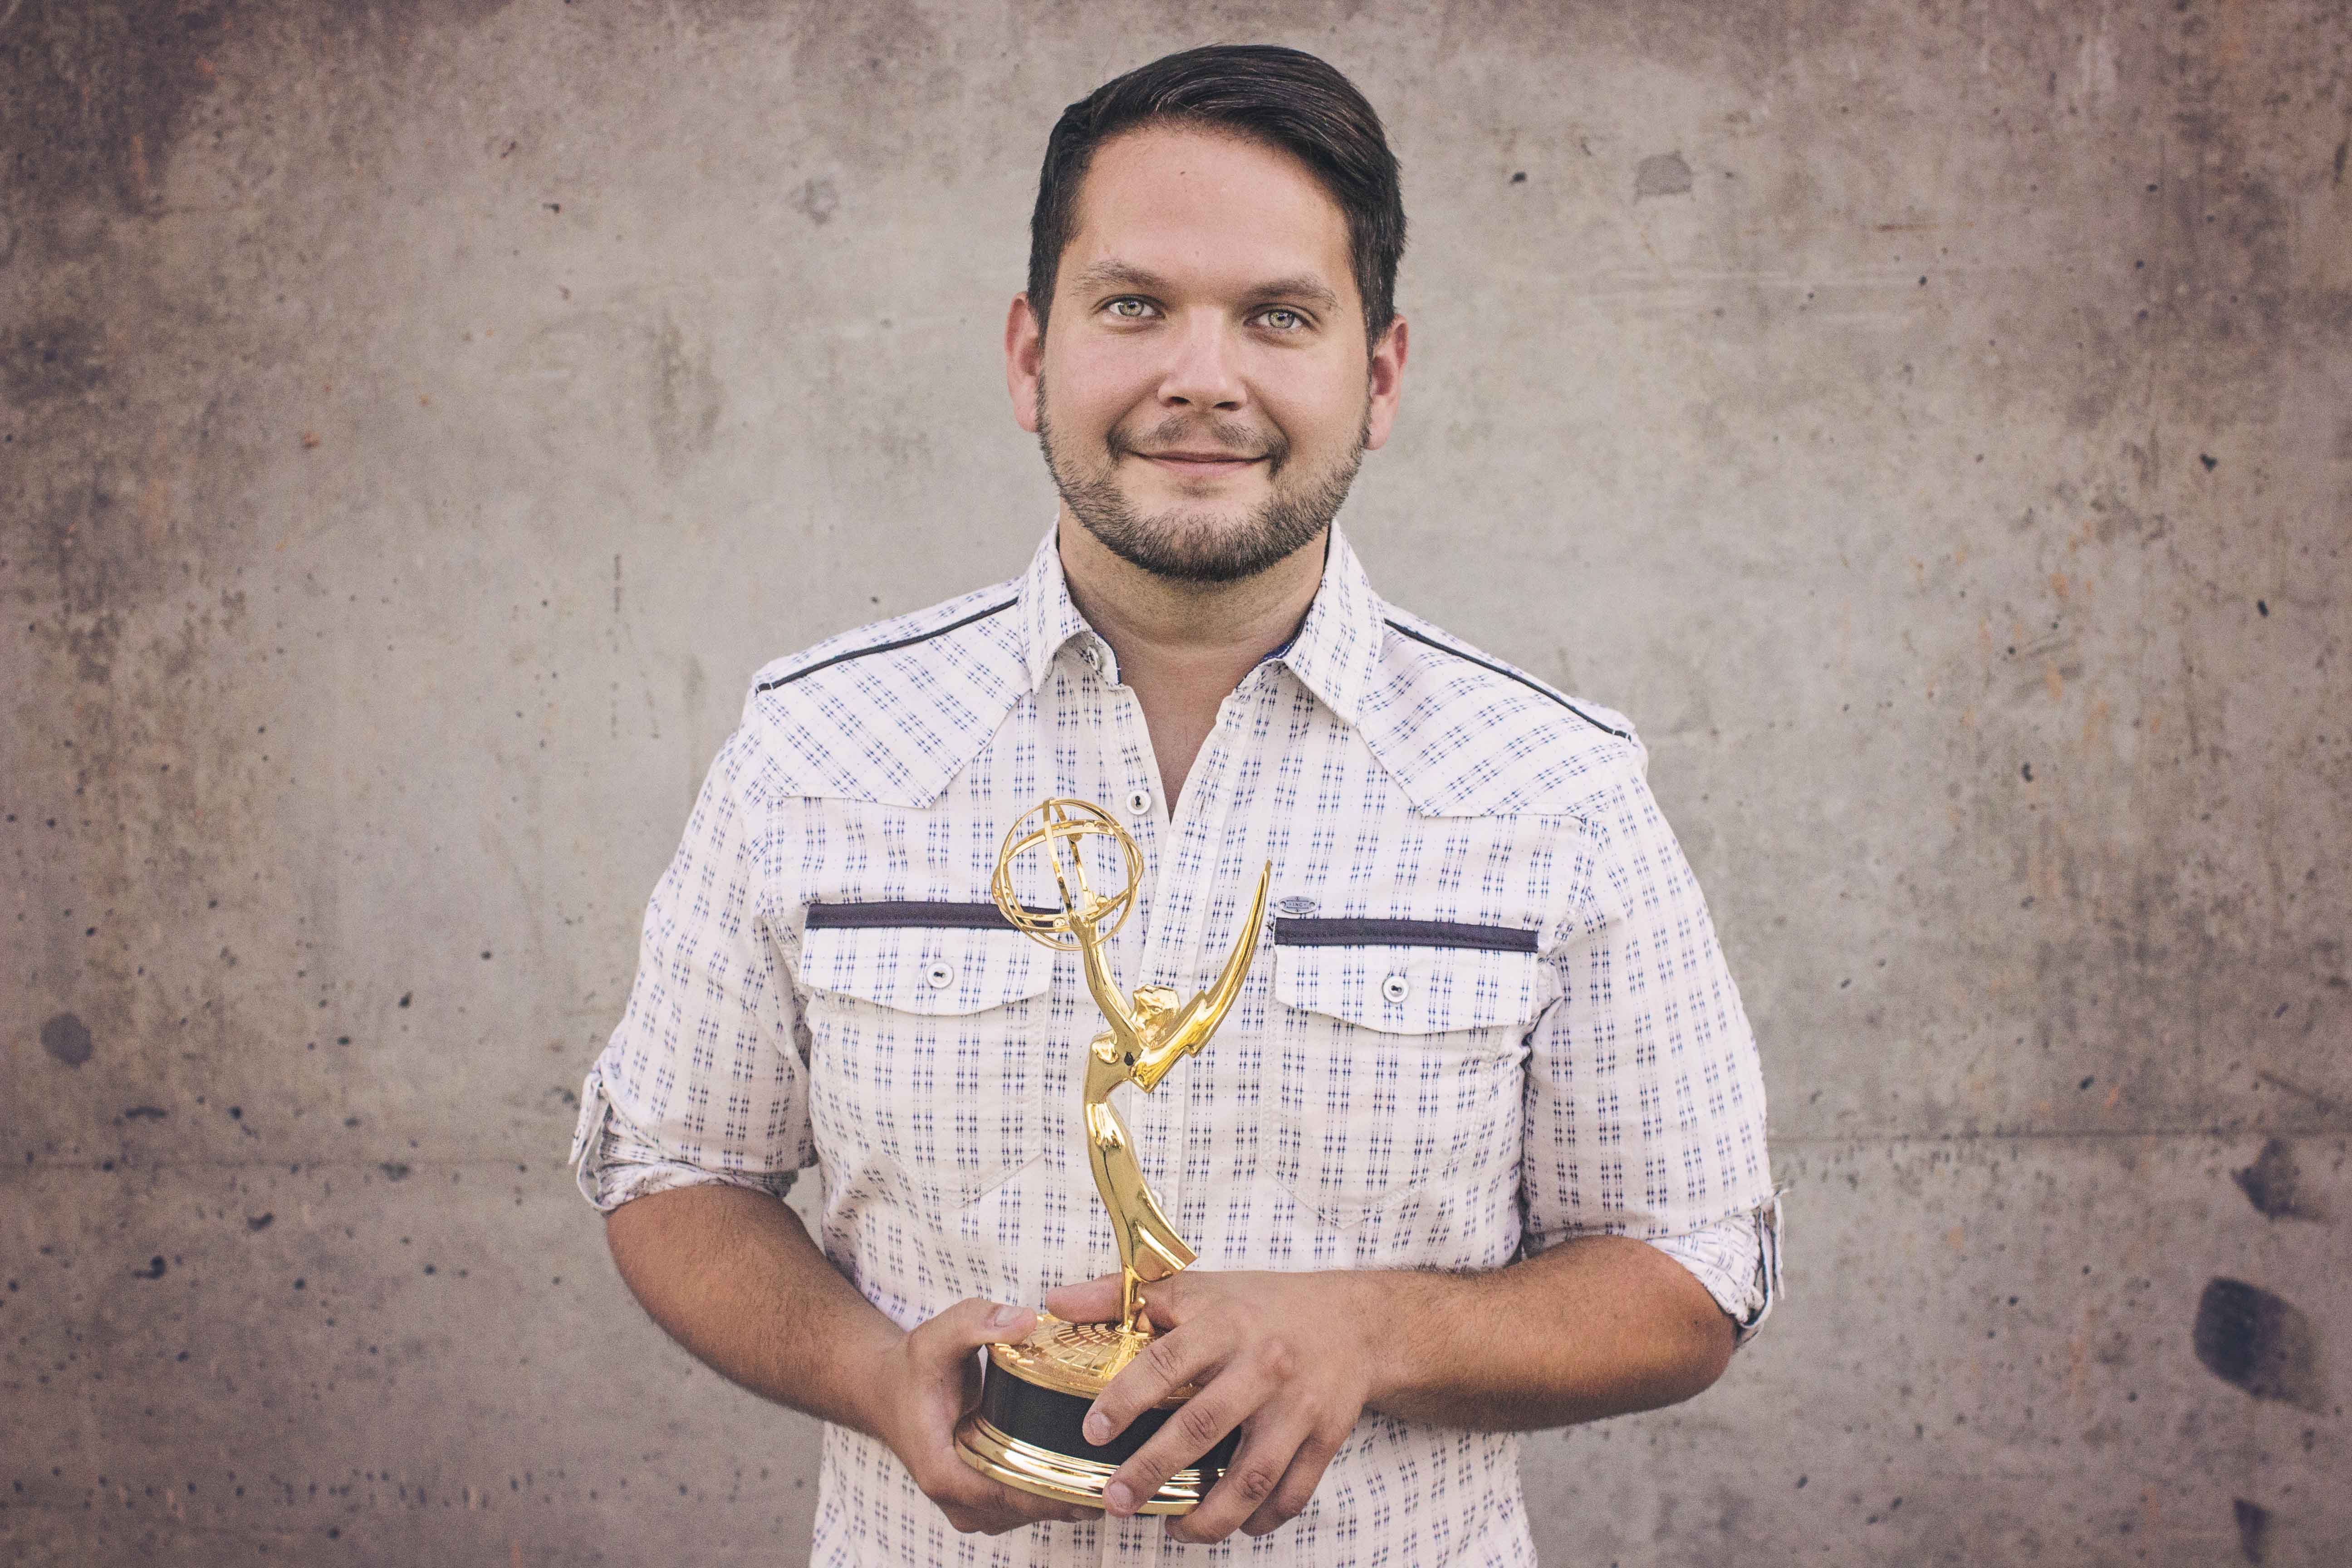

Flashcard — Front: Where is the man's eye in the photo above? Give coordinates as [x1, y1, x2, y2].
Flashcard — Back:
[1259, 308, 1305, 331]
[1106, 298, 1152, 319]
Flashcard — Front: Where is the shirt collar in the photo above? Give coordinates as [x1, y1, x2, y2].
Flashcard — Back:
[1018, 527, 1100, 692]
[1016, 522, 1386, 728]
[1269, 524, 1382, 727]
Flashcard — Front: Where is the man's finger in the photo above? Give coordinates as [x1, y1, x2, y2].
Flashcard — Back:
[1239, 1424, 1345, 1537]
[1168, 1411, 1313, 1545]
[1099, 1362, 1267, 1517]
[924, 1444, 1099, 1532]
[1085, 1320, 1224, 1444]
[1135, 1272, 1196, 1331]
[1041, 1273, 1123, 1323]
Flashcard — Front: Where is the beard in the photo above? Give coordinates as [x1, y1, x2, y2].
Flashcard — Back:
[1036, 380, 1367, 584]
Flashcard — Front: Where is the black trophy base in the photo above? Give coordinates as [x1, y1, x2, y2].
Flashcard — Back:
[954, 1347, 1240, 1514]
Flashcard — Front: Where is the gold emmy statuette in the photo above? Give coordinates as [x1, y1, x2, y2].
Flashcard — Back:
[952, 798, 1272, 1514]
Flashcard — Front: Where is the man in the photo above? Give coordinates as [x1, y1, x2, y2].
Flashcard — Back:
[572, 44, 1779, 1567]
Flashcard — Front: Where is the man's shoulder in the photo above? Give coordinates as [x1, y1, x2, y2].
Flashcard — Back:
[746, 579, 1025, 697]
[1358, 603, 1646, 821]
[735, 578, 1030, 808]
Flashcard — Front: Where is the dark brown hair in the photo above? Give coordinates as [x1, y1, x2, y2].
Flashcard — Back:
[1026, 45, 1406, 350]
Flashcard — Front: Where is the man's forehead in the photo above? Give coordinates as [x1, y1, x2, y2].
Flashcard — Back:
[1057, 123, 1356, 304]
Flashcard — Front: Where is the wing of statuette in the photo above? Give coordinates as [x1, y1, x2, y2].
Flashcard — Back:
[1149, 863, 1273, 1063]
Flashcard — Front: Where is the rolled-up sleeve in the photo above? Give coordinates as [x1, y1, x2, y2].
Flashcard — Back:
[569, 723, 813, 1214]
[1519, 746, 1783, 1344]
[1646, 1201, 1783, 1347]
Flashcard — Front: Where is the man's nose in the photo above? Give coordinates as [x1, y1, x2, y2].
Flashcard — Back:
[1156, 310, 1245, 412]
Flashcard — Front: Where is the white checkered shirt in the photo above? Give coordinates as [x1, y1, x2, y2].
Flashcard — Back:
[572, 526, 1781, 1568]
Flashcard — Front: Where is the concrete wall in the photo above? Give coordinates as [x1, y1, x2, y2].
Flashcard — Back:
[5, 2, 2346, 1563]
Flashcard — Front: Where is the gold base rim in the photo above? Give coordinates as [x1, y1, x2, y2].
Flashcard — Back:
[953, 1412, 1214, 1515]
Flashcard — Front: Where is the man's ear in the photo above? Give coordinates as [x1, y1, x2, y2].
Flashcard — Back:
[1362, 314, 1409, 453]
[1005, 292, 1045, 435]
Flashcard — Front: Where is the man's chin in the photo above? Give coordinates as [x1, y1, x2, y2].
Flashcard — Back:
[1079, 508, 1325, 586]
[1117, 467, 1272, 515]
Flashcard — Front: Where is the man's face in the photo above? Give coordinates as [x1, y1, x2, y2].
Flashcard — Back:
[1008, 124, 1406, 583]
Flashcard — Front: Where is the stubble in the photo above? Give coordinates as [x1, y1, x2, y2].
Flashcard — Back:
[1036, 375, 1367, 584]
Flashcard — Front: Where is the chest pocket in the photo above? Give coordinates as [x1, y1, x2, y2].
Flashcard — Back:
[1270, 921, 1546, 1229]
[798, 912, 1053, 1209]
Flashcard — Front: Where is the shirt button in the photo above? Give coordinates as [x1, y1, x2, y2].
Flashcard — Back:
[924, 961, 957, 991]
[1124, 787, 1153, 819]
[1381, 974, 1410, 1004]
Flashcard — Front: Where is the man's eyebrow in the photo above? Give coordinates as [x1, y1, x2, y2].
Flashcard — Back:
[1068, 261, 1342, 313]
[1068, 261, 1173, 295]
[1250, 275, 1342, 312]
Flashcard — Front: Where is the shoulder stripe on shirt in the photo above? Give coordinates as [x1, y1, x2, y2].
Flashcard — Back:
[1381, 617, 1632, 740]
[756, 596, 1019, 694]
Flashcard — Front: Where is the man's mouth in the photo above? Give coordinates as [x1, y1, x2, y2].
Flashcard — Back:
[1132, 449, 1265, 471]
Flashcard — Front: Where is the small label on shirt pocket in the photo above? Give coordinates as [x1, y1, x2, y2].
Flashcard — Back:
[1270, 933, 1542, 1230]
[799, 917, 1053, 1208]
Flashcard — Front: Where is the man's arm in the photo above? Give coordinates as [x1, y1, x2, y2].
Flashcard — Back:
[1377, 1233, 1735, 1426]
[604, 1183, 1098, 1535]
[1046, 1234, 1731, 1543]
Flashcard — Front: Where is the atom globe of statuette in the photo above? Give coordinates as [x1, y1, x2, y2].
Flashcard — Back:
[991, 798, 1142, 946]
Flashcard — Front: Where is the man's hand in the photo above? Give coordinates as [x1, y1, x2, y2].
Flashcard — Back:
[1044, 1270, 1377, 1544]
[872, 1298, 1103, 1536]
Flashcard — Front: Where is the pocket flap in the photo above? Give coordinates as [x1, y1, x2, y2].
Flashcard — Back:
[800, 920, 1052, 1017]
[1274, 943, 1544, 1036]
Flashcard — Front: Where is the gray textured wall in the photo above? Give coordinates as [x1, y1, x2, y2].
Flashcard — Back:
[5, 2, 2347, 1563]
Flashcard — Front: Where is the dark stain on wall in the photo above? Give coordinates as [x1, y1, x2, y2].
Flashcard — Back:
[783, 0, 953, 171]
[1, 1, 520, 228]
[0, 3, 228, 220]
[791, 176, 840, 225]
[2232, 1139, 2317, 1220]
[2233, 1497, 2271, 1563]
[649, 313, 724, 478]
[39, 1011, 93, 1067]
[2193, 1278, 2323, 1411]
[1634, 151, 1694, 198]
[4, 319, 108, 405]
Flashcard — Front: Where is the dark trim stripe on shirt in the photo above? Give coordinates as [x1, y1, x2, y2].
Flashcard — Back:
[757, 597, 1020, 694]
[1381, 618, 1632, 740]
[1274, 916, 1540, 953]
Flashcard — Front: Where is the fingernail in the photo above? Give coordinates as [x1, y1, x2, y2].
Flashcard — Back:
[1083, 1410, 1110, 1445]
[990, 1304, 1029, 1333]
[1104, 1481, 1134, 1515]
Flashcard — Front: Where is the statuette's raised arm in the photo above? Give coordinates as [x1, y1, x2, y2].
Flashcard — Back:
[1078, 925, 1141, 1043]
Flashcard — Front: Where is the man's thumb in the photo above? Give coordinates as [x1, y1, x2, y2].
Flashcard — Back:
[1043, 1272, 1124, 1323]
[926, 1297, 1035, 1357]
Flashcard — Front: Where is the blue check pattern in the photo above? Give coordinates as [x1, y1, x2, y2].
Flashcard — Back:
[573, 526, 1780, 1568]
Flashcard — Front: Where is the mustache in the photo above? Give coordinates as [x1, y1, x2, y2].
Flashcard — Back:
[1107, 413, 1288, 470]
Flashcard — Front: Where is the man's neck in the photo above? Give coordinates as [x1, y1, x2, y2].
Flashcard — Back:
[1055, 510, 1326, 808]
